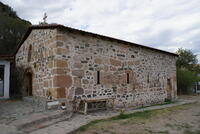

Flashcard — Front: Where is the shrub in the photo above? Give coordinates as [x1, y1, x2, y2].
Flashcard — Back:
[177, 68, 200, 94]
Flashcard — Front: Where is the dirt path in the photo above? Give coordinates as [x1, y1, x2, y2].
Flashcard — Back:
[0, 96, 199, 134]
[74, 95, 200, 134]
[0, 99, 42, 124]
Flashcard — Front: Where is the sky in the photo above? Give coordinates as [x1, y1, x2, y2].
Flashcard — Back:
[1, 0, 200, 61]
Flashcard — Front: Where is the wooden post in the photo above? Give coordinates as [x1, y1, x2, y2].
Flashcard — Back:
[84, 102, 88, 115]
[112, 98, 115, 110]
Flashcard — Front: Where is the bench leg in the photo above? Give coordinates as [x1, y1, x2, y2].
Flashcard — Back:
[112, 99, 115, 110]
[84, 102, 88, 115]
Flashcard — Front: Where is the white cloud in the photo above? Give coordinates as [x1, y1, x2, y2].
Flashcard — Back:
[1, 0, 200, 62]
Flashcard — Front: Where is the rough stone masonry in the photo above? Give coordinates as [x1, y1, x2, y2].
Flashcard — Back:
[15, 24, 177, 109]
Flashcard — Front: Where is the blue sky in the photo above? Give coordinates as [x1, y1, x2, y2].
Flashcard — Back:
[1, 0, 200, 61]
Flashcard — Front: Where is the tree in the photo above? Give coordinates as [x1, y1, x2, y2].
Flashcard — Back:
[176, 48, 200, 94]
[176, 48, 198, 70]
[177, 68, 199, 94]
[0, 1, 31, 55]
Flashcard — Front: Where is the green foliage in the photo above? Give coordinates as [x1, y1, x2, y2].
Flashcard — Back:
[190, 64, 200, 74]
[39, 22, 48, 25]
[110, 110, 153, 121]
[76, 110, 153, 132]
[77, 119, 104, 132]
[164, 98, 173, 104]
[0, 1, 31, 55]
[0, 2, 17, 18]
[176, 48, 198, 70]
[75, 104, 193, 133]
[184, 130, 200, 134]
[177, 68, 200, 94]
[176, 48, 200, 94]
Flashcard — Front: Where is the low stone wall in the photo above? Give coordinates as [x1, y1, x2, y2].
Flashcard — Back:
[23, 96, 48, 111]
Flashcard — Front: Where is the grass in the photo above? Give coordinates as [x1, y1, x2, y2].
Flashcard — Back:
[145, 128, 153, 133]
[157, 130, 169, 134]
[111, 110, 152, 120]
[74, 104, 193, 134]
[144, 129, 169, 134]
[76, 106, 159, 132]
[184, 130, 200, 134]
[137, 100, 175, 110]
[165, 123, 192, 131]
[76, 110, 154, 133]
[193, 112, 200, 116]
[77, 119, 104, 132]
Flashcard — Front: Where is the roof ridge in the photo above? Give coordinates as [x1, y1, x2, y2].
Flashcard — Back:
[14, 24, 178, 57]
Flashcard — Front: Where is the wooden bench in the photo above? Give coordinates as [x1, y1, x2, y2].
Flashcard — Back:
[78, 97, 115, 114]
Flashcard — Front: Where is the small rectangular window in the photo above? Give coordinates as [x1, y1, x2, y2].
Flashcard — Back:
[97, 71, 100, 84]
[167, 78, 170, 84]
[147, 72, 149, 83]
[28, 45, 32, 62]
[127, 73, 129, 84]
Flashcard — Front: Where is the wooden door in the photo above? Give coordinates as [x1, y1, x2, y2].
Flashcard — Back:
[167, 78, 172, 99]
[25, 72, 33, 96]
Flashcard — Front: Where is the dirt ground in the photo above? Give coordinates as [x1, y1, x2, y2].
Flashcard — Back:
[0, 99, 42, 125]
[74, 95, 200, 134]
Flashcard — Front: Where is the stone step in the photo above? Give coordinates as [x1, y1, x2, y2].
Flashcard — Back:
[11, 110, 72, 133]
[22, 113, 73, 133]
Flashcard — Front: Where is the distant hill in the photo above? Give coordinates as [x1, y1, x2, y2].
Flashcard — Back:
[0, 2, 31, 56]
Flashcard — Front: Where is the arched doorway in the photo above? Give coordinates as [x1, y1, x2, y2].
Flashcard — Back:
[24, 68, 33, 96]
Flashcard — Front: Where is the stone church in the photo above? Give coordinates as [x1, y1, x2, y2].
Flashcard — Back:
[15, 24, 177, 110]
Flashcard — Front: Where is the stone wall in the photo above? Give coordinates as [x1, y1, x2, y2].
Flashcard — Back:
[55, 28, 177, 108]
[16, 28, 177, 108]
[16, 29, 58, 98]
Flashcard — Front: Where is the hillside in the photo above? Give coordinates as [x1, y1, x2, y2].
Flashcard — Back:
[0, 2, 31, 56]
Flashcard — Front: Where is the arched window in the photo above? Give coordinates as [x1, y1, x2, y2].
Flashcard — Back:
[28, 45, 32, 62]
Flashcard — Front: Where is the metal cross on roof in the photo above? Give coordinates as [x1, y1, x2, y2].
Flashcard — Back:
[43, 13, 47, 23]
